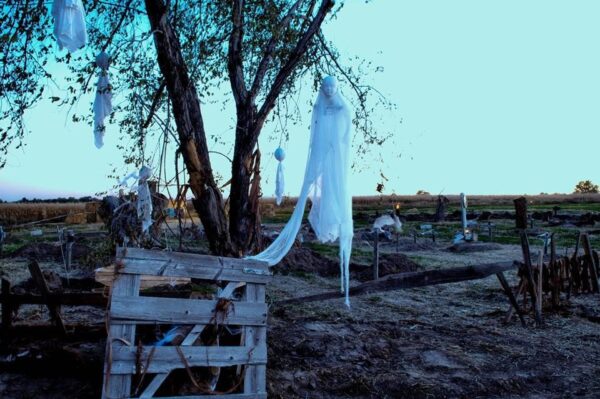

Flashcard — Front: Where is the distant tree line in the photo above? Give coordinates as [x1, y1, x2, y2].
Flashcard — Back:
[0, 196, 100, 204]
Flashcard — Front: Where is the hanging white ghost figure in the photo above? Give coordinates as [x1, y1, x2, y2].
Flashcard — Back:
[137, 165, 153, 234]
[248, 76, 354, 306]
[93, 52, 112, 149]
[51, 0, 87, 53]
[274, 147, 285, 205]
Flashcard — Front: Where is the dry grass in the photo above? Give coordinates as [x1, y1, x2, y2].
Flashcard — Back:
[260, 193, 600, 213]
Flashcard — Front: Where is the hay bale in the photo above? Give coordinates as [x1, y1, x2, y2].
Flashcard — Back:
[65, 211, 86, 224]
[85, 201, 101, 223]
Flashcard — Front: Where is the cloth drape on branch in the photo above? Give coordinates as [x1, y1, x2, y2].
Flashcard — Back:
[248, 76, 354, 305]
[51, 0, 87, 53]
[93, 52, 112, 148]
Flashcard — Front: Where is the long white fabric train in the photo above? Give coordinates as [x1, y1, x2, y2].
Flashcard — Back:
[248, 76, 354, 306]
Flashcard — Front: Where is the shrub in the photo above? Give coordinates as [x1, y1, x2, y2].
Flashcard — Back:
[574, 180, 599, 194]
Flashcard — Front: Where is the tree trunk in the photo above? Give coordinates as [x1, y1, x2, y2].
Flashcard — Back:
[229, 113, 262, 256]
[145, 0, 231, 255]
[434, 195, 449, 222]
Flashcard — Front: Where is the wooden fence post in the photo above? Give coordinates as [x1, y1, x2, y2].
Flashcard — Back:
[581, 233, 599, 293]
[514, 197, 528, 230]
[519, 231, 542, 326]
[373, 231, 379, 280]
[1, 279, 12, 340]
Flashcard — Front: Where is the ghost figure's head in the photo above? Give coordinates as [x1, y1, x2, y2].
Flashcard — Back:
[321, 76, 338, 98]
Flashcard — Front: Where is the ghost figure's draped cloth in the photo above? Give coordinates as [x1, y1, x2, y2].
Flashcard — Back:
[51, 0, 87, 53]
[248, 76, 354, 305]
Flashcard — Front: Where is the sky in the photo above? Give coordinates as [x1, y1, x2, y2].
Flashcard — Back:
[1, 0, 600, 201]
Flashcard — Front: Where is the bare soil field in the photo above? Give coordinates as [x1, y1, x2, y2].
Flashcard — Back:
[0, 196, 599, 398]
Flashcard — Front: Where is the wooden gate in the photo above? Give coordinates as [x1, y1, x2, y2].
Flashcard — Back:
[102, 248, 270, 399]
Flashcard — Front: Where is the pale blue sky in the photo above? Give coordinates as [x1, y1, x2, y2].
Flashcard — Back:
[1, 0, 599, 201]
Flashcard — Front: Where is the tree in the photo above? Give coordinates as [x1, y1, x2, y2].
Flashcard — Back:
[0, 0, 391, 256]
[574, 180, 599, 194]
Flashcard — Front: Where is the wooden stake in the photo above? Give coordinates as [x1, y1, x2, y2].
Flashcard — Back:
[581, 233, 599, 293]
[27, 260, 66, 334]
[519, 231, 542, 326]
[505, 279, 526, 323]
[550, 233, 559, 308]
[373, 231, 379, 280]
[514, 197, 528, 230]
[496, 272, 526, 327]
[1, 279, 12, 339]
[536, 251, 543, 319]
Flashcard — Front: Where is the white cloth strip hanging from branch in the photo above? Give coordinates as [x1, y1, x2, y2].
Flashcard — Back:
[93, 52, 112, 148]
[137, 165, 153, 234]
[51, 0, 87, 53]
[274, 147, 285, 205]
[248, 76, 354, 306]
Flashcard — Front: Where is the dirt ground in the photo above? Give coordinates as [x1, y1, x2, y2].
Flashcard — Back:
[1, 229, 599, 398]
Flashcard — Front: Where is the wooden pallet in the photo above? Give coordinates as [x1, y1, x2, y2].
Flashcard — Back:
[102, 248, 271, 399]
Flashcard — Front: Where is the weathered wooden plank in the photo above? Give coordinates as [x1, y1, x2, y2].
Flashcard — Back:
[110, 345, 267, 374]
[130, 394, 267, 399]
[103, 274, 141, 399]
[219, 281, 246, 299]
[117, 247, 269, 272]
[111, 296, 267, 326]
[96, 265, 190, 289]
[0, 289, 192, 307]
[118, 258, 271, 284]
[276, 261, 519, 305]
[140, 324, 206, 398]
[244, 284, 258, 394]
[27, 260, 66, 334]
[139, 373, 167, 398]
[254, 285, 267, 394]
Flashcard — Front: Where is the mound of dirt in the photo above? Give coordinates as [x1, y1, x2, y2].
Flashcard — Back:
[447, 242, 503, 253]
[274, 246, 420, 281]
[13, 242, 92, 261]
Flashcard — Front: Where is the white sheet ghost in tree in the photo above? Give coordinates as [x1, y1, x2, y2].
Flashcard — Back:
[93, 52, 112, 149]
[51, 0, 87, 53]
[248, 76, 354, 305]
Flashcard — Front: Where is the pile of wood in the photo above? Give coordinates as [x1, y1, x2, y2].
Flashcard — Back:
[507, 232, 599, 326]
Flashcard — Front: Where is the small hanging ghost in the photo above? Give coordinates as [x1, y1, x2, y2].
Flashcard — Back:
[137, 165, 153, 234]
[51, 0, 87, 53]
[93, 52, 112, 149]
[274, 147, 285, 206]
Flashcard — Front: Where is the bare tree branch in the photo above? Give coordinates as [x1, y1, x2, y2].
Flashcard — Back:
[248, 0, 304, 102]
[142, 79, 166, 128]
[256, 0, 333, 126]
[227, 0, 248, 110]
